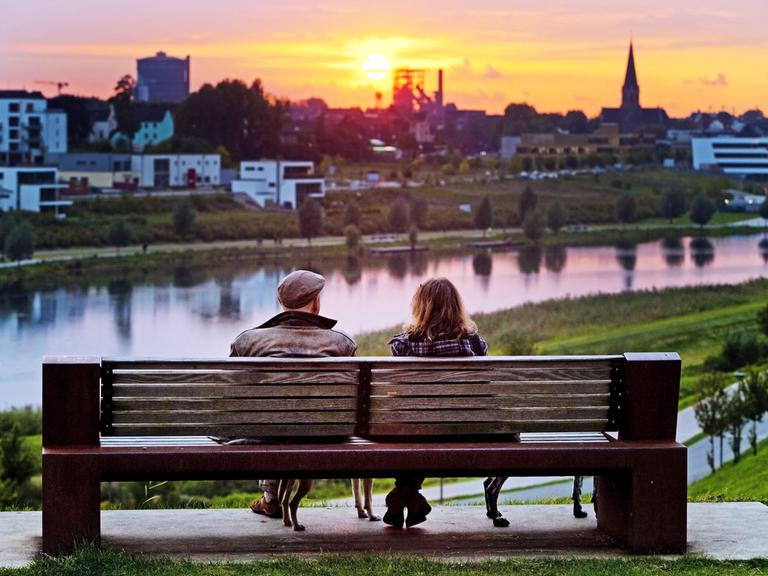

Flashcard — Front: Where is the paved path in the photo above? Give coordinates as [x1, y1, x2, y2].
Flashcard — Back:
[2, 504, 766, 566]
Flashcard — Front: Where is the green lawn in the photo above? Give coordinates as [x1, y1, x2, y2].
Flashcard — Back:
[688, 438, 768, 505]
[1, 548, 766, 576]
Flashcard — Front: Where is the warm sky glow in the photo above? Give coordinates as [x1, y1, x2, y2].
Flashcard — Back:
[1, 0, 767, 116]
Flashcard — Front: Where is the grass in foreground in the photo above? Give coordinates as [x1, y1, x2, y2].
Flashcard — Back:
[2, 547, 766, 576]
[688, 437, 768, 505]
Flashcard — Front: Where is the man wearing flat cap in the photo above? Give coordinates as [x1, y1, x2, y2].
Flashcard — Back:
[229, 269, 356, 517]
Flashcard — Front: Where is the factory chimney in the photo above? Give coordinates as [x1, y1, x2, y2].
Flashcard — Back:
[436, 69, 444, 108]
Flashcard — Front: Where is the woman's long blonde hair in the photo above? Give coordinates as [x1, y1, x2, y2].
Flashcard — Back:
[403, 278, 477, 341]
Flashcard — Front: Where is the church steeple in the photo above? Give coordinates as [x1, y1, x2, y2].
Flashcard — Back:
[622, 42, 640, 109]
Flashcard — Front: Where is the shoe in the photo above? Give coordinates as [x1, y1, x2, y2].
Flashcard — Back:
[249, 496, 282, 519]
[405, 492, 432, 528]
[383, 488, 407, 529]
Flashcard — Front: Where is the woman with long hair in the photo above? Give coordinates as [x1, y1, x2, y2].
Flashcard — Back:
[383, 278, 488, 529]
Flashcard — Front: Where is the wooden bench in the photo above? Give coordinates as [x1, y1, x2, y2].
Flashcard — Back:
[42, 353, 686, 555]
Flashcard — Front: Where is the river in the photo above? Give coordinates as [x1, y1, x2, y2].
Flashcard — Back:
[2, 233, 768, 407]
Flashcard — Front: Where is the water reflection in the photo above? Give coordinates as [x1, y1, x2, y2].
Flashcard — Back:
[544, 245, 567, 273]
[518, 246, 542, 275]
[690, 237, 715, 268]
[661, 237, 685, 267]
[3, 233, 768, 407]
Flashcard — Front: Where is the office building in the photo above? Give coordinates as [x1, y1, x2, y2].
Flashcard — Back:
[692, 137, 768, 177]
[0, 166, 71, 215]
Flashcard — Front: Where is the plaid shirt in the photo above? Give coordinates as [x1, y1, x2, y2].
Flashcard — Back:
[389, 332, 488, 357]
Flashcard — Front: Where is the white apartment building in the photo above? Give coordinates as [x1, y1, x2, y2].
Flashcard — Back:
[231, 161, 324, 209]
[0, 167, 71, 215]
[131, 154, 221, 188]
[692, 137, 768, 177]
[0, 91, 67, 165]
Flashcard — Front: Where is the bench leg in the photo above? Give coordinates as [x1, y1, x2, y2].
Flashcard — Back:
[597, 449, 687, 554]
[43, 455, 101, 555]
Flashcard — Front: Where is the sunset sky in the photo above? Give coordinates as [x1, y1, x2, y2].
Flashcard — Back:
[2, 0, 767, 117]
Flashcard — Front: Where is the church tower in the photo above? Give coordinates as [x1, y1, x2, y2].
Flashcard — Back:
[621, 42, 640, 110]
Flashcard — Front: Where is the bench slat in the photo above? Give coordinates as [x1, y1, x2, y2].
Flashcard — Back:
[369, 407, 609, 423]
[111, 411, 356, 425]
[371, 368, 611, 382]
[370, 394, 610, 410]
[108, 424, 354, 437]
[110, 384, 357, 398]
[371, 381, 610, 396]
[111, 371, 358, 385]
[111, 398, 357, 411]
[366, 421, 610, 435]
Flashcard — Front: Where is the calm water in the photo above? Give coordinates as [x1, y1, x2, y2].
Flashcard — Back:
[3, 234, 768, 408]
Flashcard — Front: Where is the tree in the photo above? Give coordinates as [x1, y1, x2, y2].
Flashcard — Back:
[546, 201, 568, 234]
[472, 196, 492, 238]
[387, 197, 410, 234]
[172, 200, 197, 238]
[107, 218, 134, 254]
[109, 75, 139, 140]
[758, 304, 768, 338]
[298, 198, 323, 246]
[344, 224, 361, 252]
[522, 209, 546, 243]
[410, 197, 429, 229]
[615, 192, 637, 225]
[518, 187, 537, 223]
[689, 195, 716, 228]
[694, 373, 729, 472]
[741, 371, 768, 455]
[0, 214, 17, 260]
[48, 95, 94, 149]
[660, 189, 687, 222]
[408, 226, 419, 251]
[343, 202, 361, 228]
[176, 79, 285, 162]
[727, 386, 747, 464]
[760, 198, 768, 229]
[4, 222, 35, 266]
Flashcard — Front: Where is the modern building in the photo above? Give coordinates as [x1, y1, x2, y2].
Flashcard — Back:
[231, 161, 324, 209]
[111, 106, 174, 152]
[0, 90, 68, 165]
[511, 124, 656, 161]
[0, 166, 71, 215]
[131, 154, 220, 188]
[48, 153, 136, 191]
[692, 137, 768, 177]
[600, 43, 669, 133]
[136, 52, 190, 103]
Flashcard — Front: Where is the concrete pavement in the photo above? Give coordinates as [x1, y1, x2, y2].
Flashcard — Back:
[2, 503, 766, 566]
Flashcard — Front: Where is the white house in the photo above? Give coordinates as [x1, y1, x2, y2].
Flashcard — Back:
[231, 160, 324, 209]
[131, 154, 220, 188]
[0, 90, 68, 165]
[89, 107, 118, 143]
[692, 137, 768, 177]
[0, 167, 71, 215]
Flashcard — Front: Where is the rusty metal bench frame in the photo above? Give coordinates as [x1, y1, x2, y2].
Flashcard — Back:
[42, 353, 686, 555]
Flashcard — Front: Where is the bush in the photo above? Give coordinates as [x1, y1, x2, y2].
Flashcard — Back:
[344, 224, 361, 252]
[522, 209, 546, 243]
[172, 200, 197, 237]
[387, 197, 410, 233]
[546, 201, 567, 234]
[498, 330, 537, 355]
[718, 331, 764, 371]
[689, 195, 716, 228]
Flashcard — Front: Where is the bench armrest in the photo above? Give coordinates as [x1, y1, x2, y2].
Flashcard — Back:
[43, 357, 101, 448]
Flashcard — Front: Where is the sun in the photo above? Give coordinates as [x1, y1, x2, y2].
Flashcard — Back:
[362, 54, 391, 82]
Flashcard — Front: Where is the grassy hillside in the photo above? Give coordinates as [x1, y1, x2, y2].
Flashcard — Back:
[688, 438, 768, 504]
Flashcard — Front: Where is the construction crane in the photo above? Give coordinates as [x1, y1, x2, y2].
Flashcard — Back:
[34, 80, 69, 95]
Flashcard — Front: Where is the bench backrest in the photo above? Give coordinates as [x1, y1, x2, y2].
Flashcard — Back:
[42, 353, 681, 446]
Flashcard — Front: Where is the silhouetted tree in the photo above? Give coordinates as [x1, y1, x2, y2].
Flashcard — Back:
[689, 195, 716, 228]
[172, 200, 197, 238]
[0, 214, 17, 259]
[388, 197, 410, 234]
[546, 201, 568, 234]
[107, 218, 134, 254]
[660, 189, 687, 222]
[522, 209, 546, 243]
[344, 224, 361, 252]
[4, 222, 35, 266]
[343, 202, 361, 228]
[109, 75, 139, 140]
[49, 95, 95, 149]
[518, 187, 538, 223]
[474, 196, 493, 237]
[615, 192, 637, 225]
[298, 198, 323, 246]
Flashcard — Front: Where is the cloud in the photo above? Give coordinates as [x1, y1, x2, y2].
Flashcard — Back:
[484, 65, 502, 79]
[685, 73, 728, 87]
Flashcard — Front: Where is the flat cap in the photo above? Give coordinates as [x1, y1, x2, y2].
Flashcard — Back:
[277, 270, 326, 309]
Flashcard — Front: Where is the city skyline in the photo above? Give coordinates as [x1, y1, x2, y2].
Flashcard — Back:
[2, 0, 767, 116]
